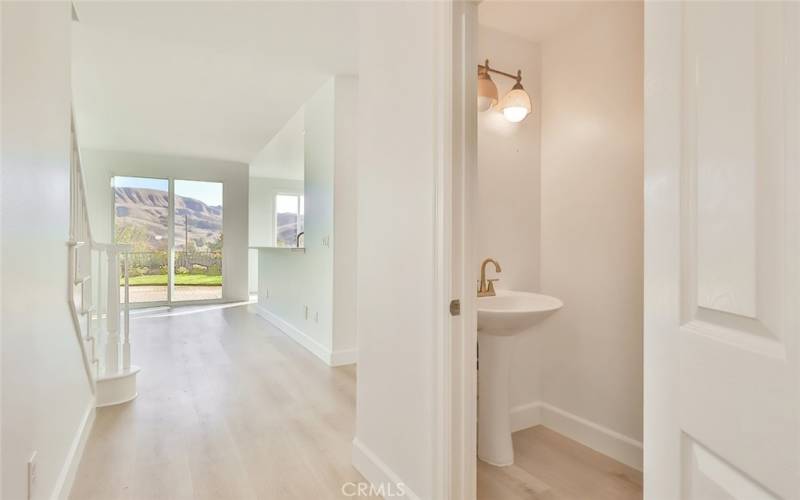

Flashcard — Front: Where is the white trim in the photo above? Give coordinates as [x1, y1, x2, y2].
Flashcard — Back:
[509, 401, 543, 433]
[352, 438, 422, 500]
[96, 364, 140, 383]
[96, 365, 141, 408]
[329, 348, 357, 367]
[52, 400, 95, 500]
[128, 297, 240, 311]
[167, 177, 174, 303]
[129, 299, 253, 319]
[446, 2, 478, 499]
[508, 401, 643, 472]
[254, 304, 356, 367]
[431, 3, 453, 499]
[254, 304, 328, 361]
[432, 3, 480, 499]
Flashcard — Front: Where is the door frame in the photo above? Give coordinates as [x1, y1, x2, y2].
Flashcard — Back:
[110, 174, 172, 305]
[642, 2, 681, 495]
[437, 1, 479, 499]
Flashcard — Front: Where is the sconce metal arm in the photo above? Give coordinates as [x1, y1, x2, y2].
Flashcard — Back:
[478, 59, 522, 82]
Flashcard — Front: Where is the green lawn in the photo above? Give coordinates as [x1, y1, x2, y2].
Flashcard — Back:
[122, 274, 222, 286]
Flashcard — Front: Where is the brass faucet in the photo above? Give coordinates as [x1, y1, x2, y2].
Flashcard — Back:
[477, 257, 502, 297]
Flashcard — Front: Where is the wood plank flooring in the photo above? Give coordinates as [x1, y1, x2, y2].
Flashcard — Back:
[71, 301, 641, 500]
[70, 302, 375, 500]
[478, 426, 643, 500]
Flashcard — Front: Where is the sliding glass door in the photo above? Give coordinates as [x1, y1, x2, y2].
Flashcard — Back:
[173, 180, 223, 301]
[113, 176, 224, 305]
[113, 176, 170, 303]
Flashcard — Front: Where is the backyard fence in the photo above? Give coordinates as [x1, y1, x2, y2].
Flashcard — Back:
[124, 251, 222, 277]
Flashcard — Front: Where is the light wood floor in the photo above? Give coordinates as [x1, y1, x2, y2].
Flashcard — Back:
[71, 302, 376, 500]
[478, 426, 643, 500]
[72, 302, 641, 500]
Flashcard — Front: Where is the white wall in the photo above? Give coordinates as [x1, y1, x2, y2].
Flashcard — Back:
[353, 3, 443, 498]
[1, 3, 95, 499]
[248, 177, 303, 291]
[255, 76, 358, 364]
[332, 76, 358, 353]
[477, 26, 543, 411]
[80, 149, 250, 302]
[248, 105, 305, 293]
[249, 106, 305, 180]
[258, 79, 335, 353]
[538, 0, 643, 447]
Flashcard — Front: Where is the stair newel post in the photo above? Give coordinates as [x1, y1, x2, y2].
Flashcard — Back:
[105, 248, 121, 375]
[122, 250, 131, 371]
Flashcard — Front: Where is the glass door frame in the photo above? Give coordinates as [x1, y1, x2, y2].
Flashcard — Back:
[112, 174, 225, 308]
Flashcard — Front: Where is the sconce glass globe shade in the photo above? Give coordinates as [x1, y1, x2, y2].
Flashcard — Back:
[477, 74, 498, 112]
[499, 85, 531, 123]
[477, 95, 496, 112]
[502, 106, 529, 123]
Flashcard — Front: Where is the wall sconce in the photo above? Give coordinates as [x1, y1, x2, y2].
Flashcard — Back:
[477, 59, 532, 123]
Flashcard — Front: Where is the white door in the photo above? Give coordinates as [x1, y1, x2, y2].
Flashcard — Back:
[645, 2, 800, 499]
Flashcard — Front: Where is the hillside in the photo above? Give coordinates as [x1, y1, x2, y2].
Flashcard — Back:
[114, 187, 222, 252]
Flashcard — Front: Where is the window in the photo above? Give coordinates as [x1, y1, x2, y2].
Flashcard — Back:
[275, 194, 304, 247]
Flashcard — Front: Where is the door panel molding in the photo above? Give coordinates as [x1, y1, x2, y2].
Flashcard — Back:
[682, 435, 779, 500]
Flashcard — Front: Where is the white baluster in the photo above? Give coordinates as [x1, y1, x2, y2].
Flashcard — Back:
[122, 251, 131, 371]
[69, 150, 75, 239]
[105, 249, 121, 375]
[96, 249, 102, 360]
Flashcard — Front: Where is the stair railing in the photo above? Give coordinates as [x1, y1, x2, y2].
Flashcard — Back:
[68, 115, 132, 393]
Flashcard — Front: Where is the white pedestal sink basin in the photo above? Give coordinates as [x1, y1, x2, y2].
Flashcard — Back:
[477, 290, 563, 466]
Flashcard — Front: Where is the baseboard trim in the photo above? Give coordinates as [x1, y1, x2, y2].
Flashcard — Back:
[52, 399, 95, 499]
[509, 401, 643, 471]
[330, 348, 357, 366]
[254, 304, 330, 363]
[509, 401, 542, 433]
[254, 304, 356, 367]
[352, 438, 421, 500]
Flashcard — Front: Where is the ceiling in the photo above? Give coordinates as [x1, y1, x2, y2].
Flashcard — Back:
[72, 2, 358, 164]
[478, 1, 604, 44]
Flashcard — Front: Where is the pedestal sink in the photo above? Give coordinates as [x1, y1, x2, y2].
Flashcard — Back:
[477, 290, 563, 466]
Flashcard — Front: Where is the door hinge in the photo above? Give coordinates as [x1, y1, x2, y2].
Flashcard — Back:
[449, 299, 461, 316]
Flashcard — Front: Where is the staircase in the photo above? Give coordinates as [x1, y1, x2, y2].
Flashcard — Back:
[68, 117, 139, 407]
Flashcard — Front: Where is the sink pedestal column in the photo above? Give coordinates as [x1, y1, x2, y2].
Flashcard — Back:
[477, 332, 515, 466]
